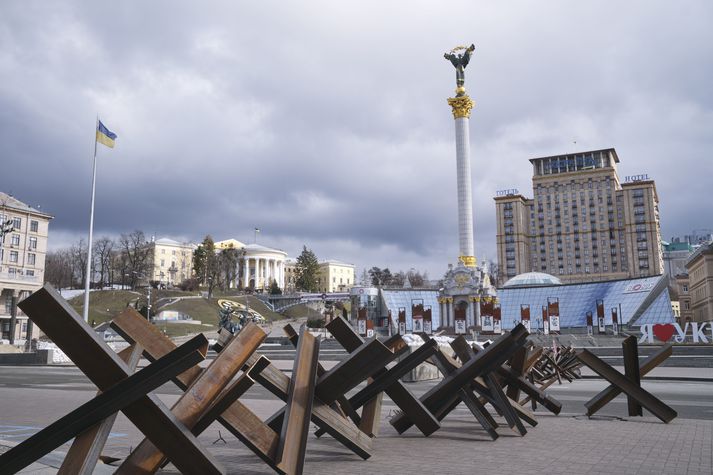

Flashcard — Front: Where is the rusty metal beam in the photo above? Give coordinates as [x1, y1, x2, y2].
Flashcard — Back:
[315, 338, 396, 404]
[584, 344, 673, 417]
[110, 307, 283, 472]
[348, 339, 438, 409]
[0, 334, 207, 475]
[622, 336, 643, 417]
[326, 317, 440, 436]
[276, 327, 320, 475]
[576, 349, 677, 423]
[246, 353, 372, 460]
[17, 285, 224, 475]
[116, 323, 266, 474]
[58, 344, 143, 475]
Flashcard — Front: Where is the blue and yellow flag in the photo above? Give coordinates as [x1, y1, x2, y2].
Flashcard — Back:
[96, 120, 117, 148]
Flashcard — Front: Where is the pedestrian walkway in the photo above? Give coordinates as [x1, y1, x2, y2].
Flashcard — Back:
[4, 404, 711, 474]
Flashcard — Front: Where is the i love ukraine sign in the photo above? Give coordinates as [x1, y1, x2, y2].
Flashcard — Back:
[639, 321, 713, 344]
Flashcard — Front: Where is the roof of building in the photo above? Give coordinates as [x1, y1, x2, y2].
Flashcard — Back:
[686, 241, 713, 266]
[502, 272, 563, 288]
[154, 238, 193, 246]
[0, 191, 53, 218]
[663, 241, 693, 252]
[243, 243, 287, 255]
[319, 259, 355, 267]
[528, 148, 619, 164]
[498, 274, 673, 328]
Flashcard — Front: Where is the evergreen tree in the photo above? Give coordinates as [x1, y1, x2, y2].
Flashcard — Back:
[269, 280, 282, 295]
[193, 236, 219, 297]
[295, 245, 320, 292]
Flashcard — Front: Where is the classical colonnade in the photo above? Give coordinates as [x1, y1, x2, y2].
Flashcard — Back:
[438, 296, 481, 328]
[239, 255, 285, 290]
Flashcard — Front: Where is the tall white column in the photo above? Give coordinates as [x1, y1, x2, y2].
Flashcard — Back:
[256, 257, 262, 287]
[447, 94, 476, 267]
[244, 257, 250, 288]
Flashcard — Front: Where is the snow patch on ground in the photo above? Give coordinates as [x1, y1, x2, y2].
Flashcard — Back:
[37, 341, 71, 364]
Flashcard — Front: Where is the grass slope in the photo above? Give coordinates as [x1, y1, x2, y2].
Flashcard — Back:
[67, 289, 286, 332]
[68, 290, 141, 326]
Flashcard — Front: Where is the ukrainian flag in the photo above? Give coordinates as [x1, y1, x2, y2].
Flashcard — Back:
[96, 120, 117, 148]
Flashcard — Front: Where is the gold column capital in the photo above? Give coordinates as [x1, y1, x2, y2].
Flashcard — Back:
[447, 94, 475, 119]
[458, 255, 477, 267]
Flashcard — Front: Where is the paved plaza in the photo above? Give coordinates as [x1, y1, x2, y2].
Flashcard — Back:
[1, 372, 712, 474]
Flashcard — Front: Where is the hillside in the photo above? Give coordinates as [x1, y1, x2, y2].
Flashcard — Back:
[68, 290, 142, 325]
[66, 289, 287, 330]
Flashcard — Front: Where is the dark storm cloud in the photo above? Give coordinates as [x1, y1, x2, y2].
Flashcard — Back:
[1, 1, 711, 277]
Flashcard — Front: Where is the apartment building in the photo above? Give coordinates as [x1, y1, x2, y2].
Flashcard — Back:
[494, 148, 663, 286]
[0, 192, 52, 341]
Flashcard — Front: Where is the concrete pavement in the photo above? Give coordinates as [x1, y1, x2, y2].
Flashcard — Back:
[3, 406, 712, 474]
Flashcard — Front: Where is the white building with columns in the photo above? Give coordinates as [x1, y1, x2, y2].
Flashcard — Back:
[214, 239, 288, 291]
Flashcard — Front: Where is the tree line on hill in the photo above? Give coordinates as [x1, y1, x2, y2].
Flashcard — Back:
[363, 267, 431, 287]
[44, 231, 326, 296]
[45, 230, 154, 291]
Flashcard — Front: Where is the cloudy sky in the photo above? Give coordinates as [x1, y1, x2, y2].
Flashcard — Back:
[1, 1, 711, 279]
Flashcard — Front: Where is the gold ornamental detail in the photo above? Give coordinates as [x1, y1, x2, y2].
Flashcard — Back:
[458, 255, 476, 267]
[447, 95, 474, 119]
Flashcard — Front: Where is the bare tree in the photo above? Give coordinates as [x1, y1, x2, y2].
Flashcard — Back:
[44, 249, 73, 290]
[119, 230, 153, 289]
[70, 238, 88, 288]
[92, 236, 114, 289]
[359, 269, 370, 286]
[407, 269, 426, 287]
[391, 271, 406, 287]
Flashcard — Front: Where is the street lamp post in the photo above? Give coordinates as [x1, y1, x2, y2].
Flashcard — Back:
[133, 271, 151, 321]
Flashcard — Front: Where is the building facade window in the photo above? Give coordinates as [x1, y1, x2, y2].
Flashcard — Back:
[30, 220, 39, 232]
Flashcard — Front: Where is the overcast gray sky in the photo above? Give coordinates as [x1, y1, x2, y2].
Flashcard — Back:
[1, 1, 711, 279]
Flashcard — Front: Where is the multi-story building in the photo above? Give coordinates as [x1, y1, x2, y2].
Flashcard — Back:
[283, 259, 297, 293]
[686, 242, 713, 322]
[674, 273, 692, 321]
[282, 259, 355, 293]
[495, 148, 663, 286]
[0, 192, 52, 342]
[150, 238, 196, 286]
[316, 260, 355, 293]
[662, 239, 695, 288]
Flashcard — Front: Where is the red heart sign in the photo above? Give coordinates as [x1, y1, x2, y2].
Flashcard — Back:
[653, 324, 675, 342]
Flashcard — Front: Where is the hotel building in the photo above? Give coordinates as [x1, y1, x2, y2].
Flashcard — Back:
[494, 148, 663, 286]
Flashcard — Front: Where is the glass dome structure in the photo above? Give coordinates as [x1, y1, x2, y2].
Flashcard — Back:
[502, 272, 563, 288]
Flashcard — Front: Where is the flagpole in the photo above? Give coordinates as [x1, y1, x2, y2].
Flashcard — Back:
[82, 117, 99, 322]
